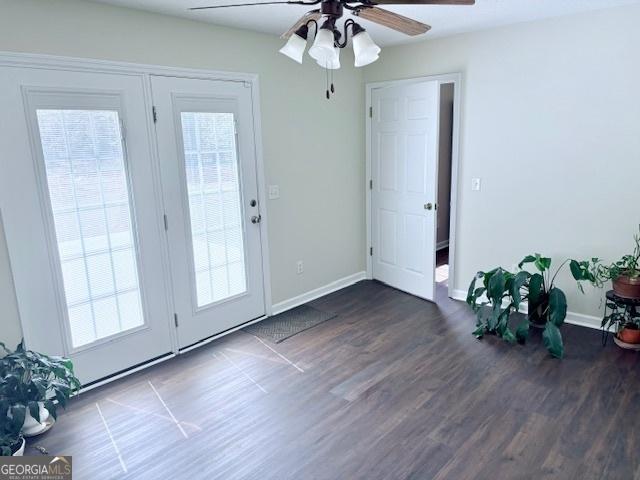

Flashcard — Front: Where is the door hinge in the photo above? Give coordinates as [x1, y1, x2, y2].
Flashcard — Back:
[369, 106, 373, 118]
[163, 214, 168, 231]
[174, 313, 179, 328]
[369, 179, 373, 190]
[370, 247, 373, 256]
[152, 106, 158, 124]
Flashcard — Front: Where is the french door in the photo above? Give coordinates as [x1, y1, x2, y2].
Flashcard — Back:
[150, 76, 266, 349]
[370, 81, 440, 301]
[0, 67, 173, 383]
[0, 64, 267, 383]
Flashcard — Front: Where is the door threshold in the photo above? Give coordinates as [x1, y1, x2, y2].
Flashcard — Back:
[78, 314, 269, 395]
[80, 352, 176, 394]
[179, 314, 268, 353]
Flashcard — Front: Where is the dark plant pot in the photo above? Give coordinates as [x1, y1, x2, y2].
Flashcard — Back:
[618, 325, 640, 345]
[613, 275, 640, 300]
[528, 292, 549, 329]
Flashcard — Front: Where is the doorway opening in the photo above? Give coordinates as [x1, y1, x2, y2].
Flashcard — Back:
[435, 82, 454, 288]
[366, 73, 461, 302]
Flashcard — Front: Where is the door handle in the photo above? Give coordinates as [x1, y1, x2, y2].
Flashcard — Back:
[424, 203, 434, 211]
[251, 214, 262, 224]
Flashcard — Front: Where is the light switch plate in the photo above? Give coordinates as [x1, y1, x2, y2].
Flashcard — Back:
[268, 185, 280, 200]
[471, 178, 481, 191]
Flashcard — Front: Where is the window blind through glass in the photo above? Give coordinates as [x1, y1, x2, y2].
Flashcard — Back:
[36, 109, 144, 348]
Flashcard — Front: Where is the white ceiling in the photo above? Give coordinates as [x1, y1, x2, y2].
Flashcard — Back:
[87, 0, 640, 46]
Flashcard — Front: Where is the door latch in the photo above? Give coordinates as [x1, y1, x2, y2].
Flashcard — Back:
[251, 214, 262, 224]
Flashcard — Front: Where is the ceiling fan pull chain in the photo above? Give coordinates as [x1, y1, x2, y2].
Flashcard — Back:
[325, 64, 330, 99]
[330, 68, 335, 95]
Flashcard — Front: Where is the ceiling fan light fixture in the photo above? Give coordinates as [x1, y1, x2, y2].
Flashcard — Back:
[318, 46, 341, 70]
[279, 25, 309, 64]
[352, 24, 381, 67]
[308, 19, 339, 65]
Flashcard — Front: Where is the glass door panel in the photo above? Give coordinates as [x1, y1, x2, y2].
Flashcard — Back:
[180, 112, 247, 308]
[36, 109, 144, 348]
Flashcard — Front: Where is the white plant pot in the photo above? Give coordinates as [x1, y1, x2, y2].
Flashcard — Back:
[22, 402, 51, 437]
[12, 437, 25, 456]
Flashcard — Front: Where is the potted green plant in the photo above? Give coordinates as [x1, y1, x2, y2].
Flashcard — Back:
[0, 341, 81, 437]
[0, 402, 25, 456]
[572, 227, 640, 300]
[467, 254, 593, 359]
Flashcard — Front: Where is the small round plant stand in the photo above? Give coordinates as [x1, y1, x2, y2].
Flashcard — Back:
[602, 290, 640, 349]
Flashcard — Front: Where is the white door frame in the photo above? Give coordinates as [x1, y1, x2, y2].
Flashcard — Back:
[366, 73, 462, 299]
[0, 51, 273, 359]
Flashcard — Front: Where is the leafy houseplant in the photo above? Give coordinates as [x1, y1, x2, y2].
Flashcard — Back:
[601, 303, 640, 345]
[0, 401, 24, 456]
[0, 341, 81, 437]
[572, 227, 640, 300]
[467, 254, 592, 359]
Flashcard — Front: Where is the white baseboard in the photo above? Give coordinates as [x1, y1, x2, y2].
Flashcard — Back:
[271, 271, 368, 316]
[436, 240, 449, 251]
[450, 289, 603, 331]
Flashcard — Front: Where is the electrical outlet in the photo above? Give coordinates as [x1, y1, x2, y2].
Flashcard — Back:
[268, 185, 280, 200]
[471, 178, 481, 191]
[296, 260, 304, 275]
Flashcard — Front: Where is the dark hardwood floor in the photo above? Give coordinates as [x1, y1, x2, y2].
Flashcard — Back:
[25, 281, 640, 479]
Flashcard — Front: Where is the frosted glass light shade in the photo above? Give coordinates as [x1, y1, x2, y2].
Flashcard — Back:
[353, 31, 381, 67]
[279, 33, 307, 64]
[317, 47, 341, 70]
[309, 29, 338, 65]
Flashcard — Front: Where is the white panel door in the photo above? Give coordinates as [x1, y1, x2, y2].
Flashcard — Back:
[0, 67, 173, 384]
[150, 76, 265, 349]
[371, 81, 440, 301]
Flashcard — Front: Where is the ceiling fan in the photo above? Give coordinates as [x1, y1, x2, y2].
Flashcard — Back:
[190, 0, 474, 97]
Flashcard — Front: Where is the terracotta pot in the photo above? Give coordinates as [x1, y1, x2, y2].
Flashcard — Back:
[613, 275, 640, 300]
[618, 326, 640, 345]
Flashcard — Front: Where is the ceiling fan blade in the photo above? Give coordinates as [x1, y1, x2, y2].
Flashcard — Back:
[368, 0, 474, 5]
[189, 1, 311, 11]
[353, 7, 430, 36]
[281, 10, 322, 39]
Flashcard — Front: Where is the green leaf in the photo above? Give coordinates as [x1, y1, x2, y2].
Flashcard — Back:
[10, 405, 26, 431]
[515, 320, 530, 344]
[518, 255, 536, 269]
[488, 303, 502, 331]
[55, 388, 68, 409]
[466, 275, 478, 305]
[482, 268, 499, 291]
[45, 400, 57, 420]
[528, 273, 544, 305]
[511, 271, 530, 307]
[542, 322, 564, 359]
[28, 401, 40, 423]
[496, 309, 509, 335]
[502, 327, 517, 344]
[488, 269, 507, 303]
[548, 287, 567, 327]
[569, 260, 583, 280]
[534, 255, 552, 273]
[472, 325, 485, 339]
